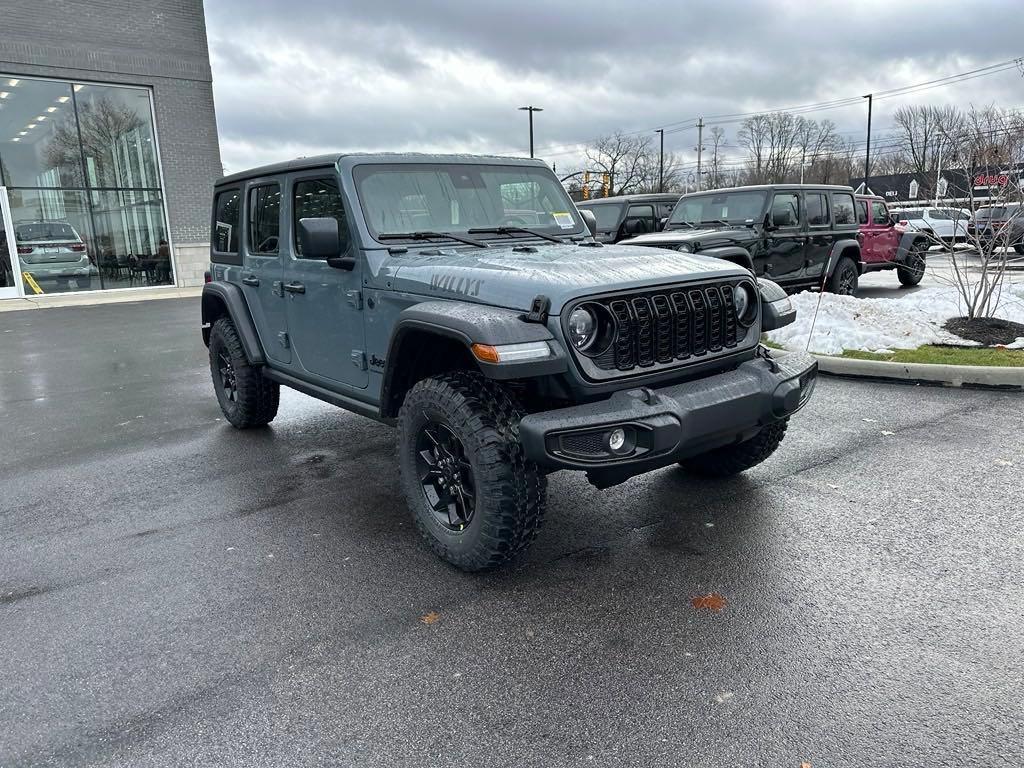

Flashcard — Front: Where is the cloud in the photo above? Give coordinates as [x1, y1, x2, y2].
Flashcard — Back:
[205, 0, 1024, 173]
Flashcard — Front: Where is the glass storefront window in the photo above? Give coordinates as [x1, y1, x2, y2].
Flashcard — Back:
[0, 74, 170, 297]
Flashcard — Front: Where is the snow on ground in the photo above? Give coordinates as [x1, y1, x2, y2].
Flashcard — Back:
[766, 279, 1024, 355]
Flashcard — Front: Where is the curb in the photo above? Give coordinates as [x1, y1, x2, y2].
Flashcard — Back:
[0, 286, 203, 312]
[809, 353, 1024, 390]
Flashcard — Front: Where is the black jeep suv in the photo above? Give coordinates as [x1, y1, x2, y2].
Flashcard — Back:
[576, 193, 681, 244]
[620, 185, 864, 295]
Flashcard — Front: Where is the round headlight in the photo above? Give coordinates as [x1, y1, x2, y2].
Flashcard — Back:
[676, 243, 693, 253]
[568, 306, 597, 351]
[733, 284, 757, 326]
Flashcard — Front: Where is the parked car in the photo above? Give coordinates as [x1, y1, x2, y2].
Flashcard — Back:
[968, 203, 1024, 254]
[576, 193, 680, 243]
[855, 195, 929, 287]
[4, 220, 96, 291]
[619, 184, 864, 295]
[890, 207, 971, 242]
[201, 153, 816, 571]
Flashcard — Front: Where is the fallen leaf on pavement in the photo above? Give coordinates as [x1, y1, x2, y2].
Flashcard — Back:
[801, 762, 812, 768]
[691, 593, 727, 612]
[881, 430, 895, 436]
[420, 611, 440, 625]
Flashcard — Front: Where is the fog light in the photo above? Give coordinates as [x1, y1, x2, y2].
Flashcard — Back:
[608, 428, 626, 452]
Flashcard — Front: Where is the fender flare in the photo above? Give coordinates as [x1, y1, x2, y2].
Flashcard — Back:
[824, 238, 862, 277]
[698, 246, 755, 272]
[201, 282, 267, 365]
[894, 231, 928, 265]
[379, 300, 568, 415]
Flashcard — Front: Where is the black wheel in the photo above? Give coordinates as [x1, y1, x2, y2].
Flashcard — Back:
[827, 256, 859, 296]
[397, 371, 546, 571]
[208, 317, 279, 428]
[679, 419, 788, 477]
[897, 240, 927, 287]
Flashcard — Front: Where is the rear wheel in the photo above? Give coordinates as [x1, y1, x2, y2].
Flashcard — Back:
[208, 317, 279, 428]
[397, 371, 546, 571]
[679, 420, 788, 477]
[827, 256, 859, 296]
[898, 240, 927, 287]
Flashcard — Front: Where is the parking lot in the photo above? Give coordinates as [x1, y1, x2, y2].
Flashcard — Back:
[1, 298, 1021, 767]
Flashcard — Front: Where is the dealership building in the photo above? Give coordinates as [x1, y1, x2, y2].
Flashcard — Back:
[0, 0, 221, 301]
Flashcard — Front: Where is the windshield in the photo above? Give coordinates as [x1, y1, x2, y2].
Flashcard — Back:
[668, 191, 767, 226]
[353, 163, 585, 241]
[975, 206, 1018, 220]
[16, 222, 79, 241]
[585, 203, 625, 231]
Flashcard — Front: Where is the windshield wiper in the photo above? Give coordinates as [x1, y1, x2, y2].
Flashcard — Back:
[378, 231, 488, 248]
[699, 219, 730, 226]
[467, 226, 565, 244]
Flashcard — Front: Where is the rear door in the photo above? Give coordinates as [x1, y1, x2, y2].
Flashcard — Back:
[282, 171, 368, 389]
[801, 191, 833, 282]
[240, 181, 291, 365]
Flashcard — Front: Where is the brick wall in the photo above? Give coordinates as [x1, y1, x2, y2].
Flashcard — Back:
[0, 0, 221, 285]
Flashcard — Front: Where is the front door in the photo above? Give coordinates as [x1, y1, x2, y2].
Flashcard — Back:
[0, 188, 24, 299]
[282, 172, 368, 390]
[869, 199, 899, 263]
[759, 191, 806, 284]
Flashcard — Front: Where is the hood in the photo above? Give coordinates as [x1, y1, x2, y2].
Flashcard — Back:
[389, 242, 748, 313]
[621, 226, 756, 249]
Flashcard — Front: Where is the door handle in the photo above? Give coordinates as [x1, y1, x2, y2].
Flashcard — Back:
[241, 275, 260, 287]
[283, 282, 305, 294]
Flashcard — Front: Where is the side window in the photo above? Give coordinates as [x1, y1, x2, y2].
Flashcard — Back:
[832, 193, 856, 226]
[624, 204, 655, 234]
[248, 184, 281, 254]
[806, 193, 830, 227]
[856, 200, 869, 225]
[293, 177, 349, 257]
[871, 200, 889, 225]
[769, 193, 800, 228]
[212, 188, 241, 263]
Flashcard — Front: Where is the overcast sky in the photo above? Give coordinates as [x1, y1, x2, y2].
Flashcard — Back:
[204, 0, 1023, 176]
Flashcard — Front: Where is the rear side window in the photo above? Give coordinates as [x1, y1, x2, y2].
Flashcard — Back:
[832, 193, 856, 226]
[248, 184, 281, 254]
[806, 193, 829, 227]
[212, 188, 241, 263]
[856, 200, 869, 225]
[871, 200, 889, 225]
[293, 177, 350, 257]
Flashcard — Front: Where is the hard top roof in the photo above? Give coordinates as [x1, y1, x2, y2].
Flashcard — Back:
[681, 183, 855, 195]
[217, 152, 547, 186]
[577, 193, 682, 205]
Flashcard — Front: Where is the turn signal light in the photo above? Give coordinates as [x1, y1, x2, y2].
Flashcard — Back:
[471, 343, 500, 363]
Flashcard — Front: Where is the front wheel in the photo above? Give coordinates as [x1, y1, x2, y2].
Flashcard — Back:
[897, 240, 927, 287]
[679, 420, 788, 477]
[208, 317, 279, 428]
[397, 371, 546, 571]
[826, 256, 859, 296]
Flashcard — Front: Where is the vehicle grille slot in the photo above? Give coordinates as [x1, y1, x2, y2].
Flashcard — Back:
[720, 285, 738, 347]
[609, 299, 635, 370]
[688, 289, 708, 355]
[669, 292, 691, 359]
[651, 294, 674, 363]
[706, 287, 724, 352]
[632, 296, 655, 367]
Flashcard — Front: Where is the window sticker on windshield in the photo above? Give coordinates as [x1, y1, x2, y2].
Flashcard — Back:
[553, 212, 574, 229]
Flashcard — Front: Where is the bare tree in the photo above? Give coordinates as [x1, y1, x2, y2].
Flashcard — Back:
[706, 126, 727, 189]
[737, 114, 771, 183]
[919, 106, 1024, 320]
[584, 132, 656, 195]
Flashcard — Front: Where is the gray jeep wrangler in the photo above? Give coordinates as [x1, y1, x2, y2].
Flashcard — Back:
[201, 154, 817, 571]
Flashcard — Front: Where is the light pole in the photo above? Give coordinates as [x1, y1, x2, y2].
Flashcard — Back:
[518, 105, 543, 158]
[863, 93, 873, 189]
[655, 128, 664, 192]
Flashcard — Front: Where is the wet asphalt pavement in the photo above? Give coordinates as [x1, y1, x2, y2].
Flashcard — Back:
[1, 298, 1021, 768]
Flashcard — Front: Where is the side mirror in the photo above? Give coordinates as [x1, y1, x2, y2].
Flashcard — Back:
[888, 213, 899, 227]
[659, 216, 668, 229]
[297, 217, 354, 270]
[580, 209, 598, 238]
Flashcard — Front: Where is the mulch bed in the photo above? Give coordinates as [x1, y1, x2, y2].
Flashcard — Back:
[945, 317, 1024, 346]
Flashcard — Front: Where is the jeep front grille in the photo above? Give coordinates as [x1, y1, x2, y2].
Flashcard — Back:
[585, 281, 748, 374]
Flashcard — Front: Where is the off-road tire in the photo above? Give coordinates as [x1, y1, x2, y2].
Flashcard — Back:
[208, 317, 279, 428]
[897, 240, 927, 287]
[679, 419, 788, 477]
[397, 371, 546, 571]
[826, 256, 859, 296]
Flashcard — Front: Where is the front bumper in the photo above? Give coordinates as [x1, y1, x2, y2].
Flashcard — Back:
[519, 351, 817, 481]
